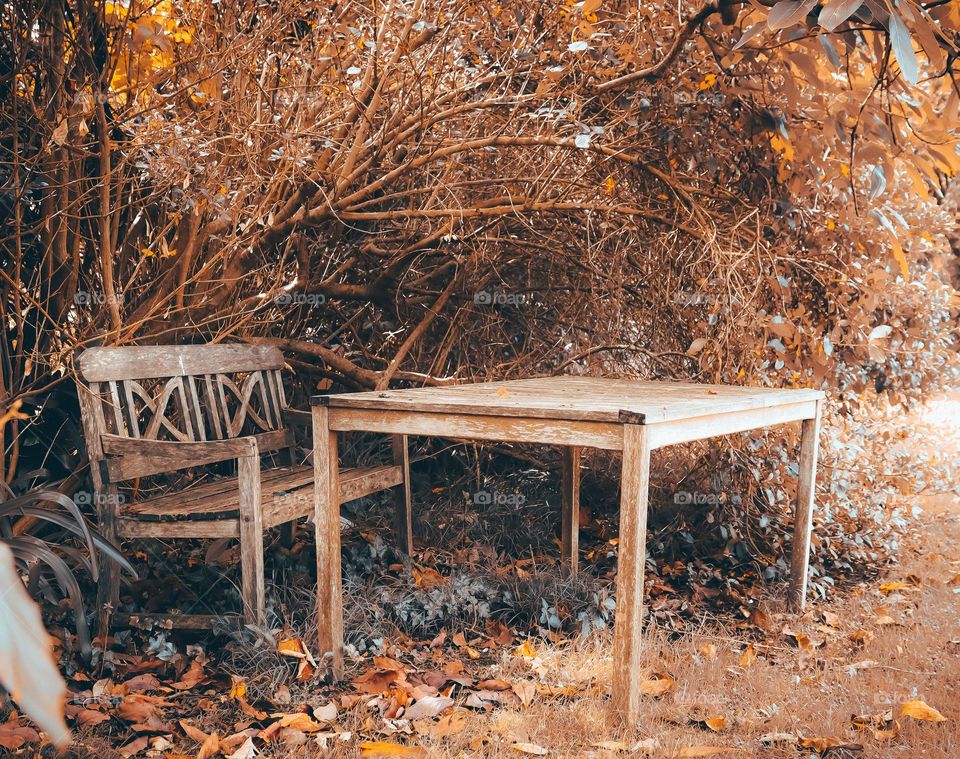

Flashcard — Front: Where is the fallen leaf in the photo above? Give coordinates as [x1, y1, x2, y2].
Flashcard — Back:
[359, 741, 428, 757]
[172, 659, 206, 690]
[821, 610, 843, 628]
[123, 674, 162, 693]
[512, 680, 536, 706]
[0, 723, 39, 750]
[405, 696, 454, 721]
[119, 735, 150, 758]
[420, 710, 467, 740]
[798, 736, 864, 752]
[738, 643, 756, 667]
[311, 702, 338, 724]
[879, 581, 911, 593]
[515, 640, 538, 659]
[639, 674, 674, 697]
[413, 566, 446, 588]
[73, 709, 111, 727]
[901, 700, 947, 722]
[225, 737, 258, 759]
[512, 742, 549, 755]
[198, 731, 220, 759]
[476, 678, 511, 691]
[849, 629, 874, 646]
[704, 716, 727, 732]
[698, 643, 717, 661]
[272, 712, 327, 732]
[180, 720, 212, 742]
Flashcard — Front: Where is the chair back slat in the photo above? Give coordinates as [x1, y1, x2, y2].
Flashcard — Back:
[122, 381, 141, 438]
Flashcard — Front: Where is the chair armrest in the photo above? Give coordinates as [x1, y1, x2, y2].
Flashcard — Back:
[100, 435, 259, 482]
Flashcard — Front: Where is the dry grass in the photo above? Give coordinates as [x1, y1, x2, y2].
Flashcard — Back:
[306, 502, 959, 759]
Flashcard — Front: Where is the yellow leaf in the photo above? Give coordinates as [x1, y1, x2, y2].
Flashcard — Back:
[738, 643, 756, 668]
[887, 233, 910, 279]
[879, 581, 910, 593]
[359, 741, 428, 757]
[515, 640, 537, 659]
[697, 73, 717, 90]
[228, 677, 246, 700]
[900, 700, 947, 722]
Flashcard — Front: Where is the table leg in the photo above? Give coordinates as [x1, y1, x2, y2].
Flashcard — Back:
[789, 400, 822, 611]
[313, 405, 344, 679]
[561, 446, 581, 576]
[391, 434, 414, 557]
[611, 424, 650, 726]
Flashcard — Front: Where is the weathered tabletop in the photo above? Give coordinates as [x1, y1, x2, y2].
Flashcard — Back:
[310, 376, 825, 725]
[317, 376, 823, 423]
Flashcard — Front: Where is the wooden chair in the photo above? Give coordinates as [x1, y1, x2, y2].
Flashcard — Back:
[76, 344, 412, 632]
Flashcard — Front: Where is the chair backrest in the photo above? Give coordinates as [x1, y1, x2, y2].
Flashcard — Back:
[77, 345, 288, 444]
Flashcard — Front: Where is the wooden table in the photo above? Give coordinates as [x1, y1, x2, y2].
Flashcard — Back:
[311, 376, 824, 724]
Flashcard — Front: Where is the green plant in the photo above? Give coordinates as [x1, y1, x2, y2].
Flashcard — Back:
[0, 470, 135, 658]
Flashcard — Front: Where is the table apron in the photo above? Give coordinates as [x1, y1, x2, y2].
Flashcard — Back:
[645, 399, 819, 449]
[327, 408, 624, 449]
[325, 399, 818, 451]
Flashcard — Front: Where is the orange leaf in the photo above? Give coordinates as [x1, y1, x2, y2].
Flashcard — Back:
[901, 700, 947, 722]
[638, 674, 673, 697]
[359, 741, 428, 757]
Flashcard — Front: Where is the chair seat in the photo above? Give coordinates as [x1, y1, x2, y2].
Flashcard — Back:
[117, 463, 405, 538]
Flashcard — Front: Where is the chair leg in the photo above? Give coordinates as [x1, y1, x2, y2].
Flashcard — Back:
[391, 434, 413, 557]
[238, 453, 265, 626]
[94, 485, 121, 640]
